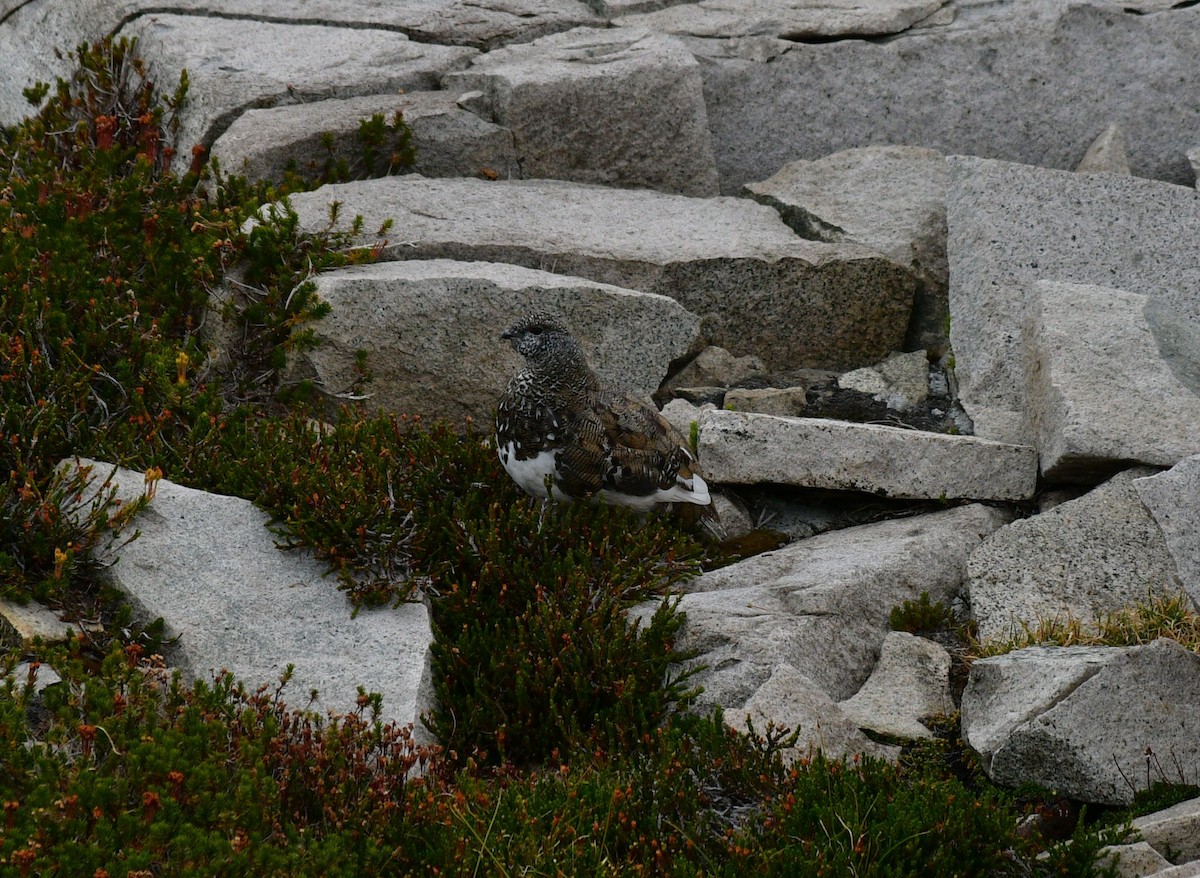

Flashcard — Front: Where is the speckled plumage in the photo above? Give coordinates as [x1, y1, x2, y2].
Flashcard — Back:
[495, 313, 710, 511]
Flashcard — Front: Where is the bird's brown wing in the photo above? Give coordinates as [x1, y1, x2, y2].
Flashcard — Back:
[556, 392, 702, 499]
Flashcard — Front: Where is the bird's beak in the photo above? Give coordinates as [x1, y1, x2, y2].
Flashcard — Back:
[500, 328, 515, 340]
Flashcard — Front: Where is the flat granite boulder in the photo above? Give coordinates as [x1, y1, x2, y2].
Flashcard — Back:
[946, 156, 1200, 445]
[117, 14, 478, 175]
[292, 259, 700, 422]
[58, 458, 434, 734]
[210, 92, 519, 186]
[696, 409, 1036, 501]
[961, 639, 1200, 805]
[967, 468, 1184, 644]
[284, 176, 917, 371]
[745, 145, 949, 353]
[446, 27, 718, 196]
[1025, 280, 1200, 482]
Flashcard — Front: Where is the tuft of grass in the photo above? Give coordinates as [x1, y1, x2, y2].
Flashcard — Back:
[971, 592, 1200, 658]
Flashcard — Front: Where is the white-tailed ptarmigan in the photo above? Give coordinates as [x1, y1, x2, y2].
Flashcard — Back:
[495, 313, 711, 512]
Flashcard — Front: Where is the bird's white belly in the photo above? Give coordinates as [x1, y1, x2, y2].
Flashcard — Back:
[497, 441, 567, 501]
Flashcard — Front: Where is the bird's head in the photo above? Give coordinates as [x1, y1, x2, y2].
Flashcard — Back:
[500, 313, 576, 365]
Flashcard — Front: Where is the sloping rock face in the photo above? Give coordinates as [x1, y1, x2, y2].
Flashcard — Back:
[58, 459, 435, 735]
[284, 176, 917, 371]
[676, 1, 1200, 191]
[945, 156, 1200, 448]
[445, 27, 719, 195]
[966, 468, 1184, 642]
[632, 504, 1010, 757]
[293, 259, 700, 421]
[1135, 457, 1200, 608]
[962, 639, 1200, 805]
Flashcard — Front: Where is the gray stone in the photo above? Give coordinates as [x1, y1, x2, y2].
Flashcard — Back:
[697, 409, 1037, 501]
[1157, 863, 1200, 878]
[292, 259, 699, 422]
[727, 664, 900, 764]
[1190, 148, 1200, 188]
[961, 639, 1200, 805]
[1025, 281, 1200, 482]
[0, 0, 593, 127]
[444, 27, 718, 196]
[58, 458, 434, 732]
[116, 14, 477, 175]
[1133, 796, 1200, 864]
[209, 92, 518, 186]
[667, 346, 765, 390]
[284, 175, 917, 371]
[688, 2, 1200, 193]
[1135, 457, 1200, 609]
[745, 145, 949, 352]
[723, 386, 808, 417]
[619, 0, 946, 41]
[659, 398, 710, 439]
[9, 662, 63, 697]
[946, 156, 1200, 445]
[838, 632, 954, 740]
[967, 468, 1185, 644]
[1099, 842, 1172, 878]
[839, 350, 930, 411]
[640, 504, 1009, 708]
[1076, 123, 1132, 175]
[0, 599, 95, 647]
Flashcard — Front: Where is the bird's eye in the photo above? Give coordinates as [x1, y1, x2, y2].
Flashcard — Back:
[529, 325, 543, 335]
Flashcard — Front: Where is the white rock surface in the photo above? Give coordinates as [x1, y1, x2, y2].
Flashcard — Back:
[838, 631, 954, 740]
[1100, 841, 1173, 878]
[284, 175, 917, 371]
[294, 259, 699, 422]
[210, 91, 519, 186]
[620, 0, 947, 41]
[966, 468, 1184, 644]
[641, 504, 1008, 711]
[692, 2, 1200, 192]
[667, 346, 765, 389]
[945, 156, 1200, 445]
[727, 664, 900, 764]
[1076, 123, 1132, 175]
[58, 458, 434, 733]
[1135, 457, 1200, 609]
[745, 145, 949, 351]
[118, 14, 477, 175]
[445, 27, 718, 196]
[839, 350, 930, 410]
[1132, 796, 1200, 865]
[961, 639, 1200, 805]
[697, 409, 1037, 501]
[722, 386, 808, 417]
[1025, 281, 1200, 482]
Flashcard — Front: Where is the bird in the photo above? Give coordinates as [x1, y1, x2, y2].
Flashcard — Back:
[495, 312, 712, 513]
